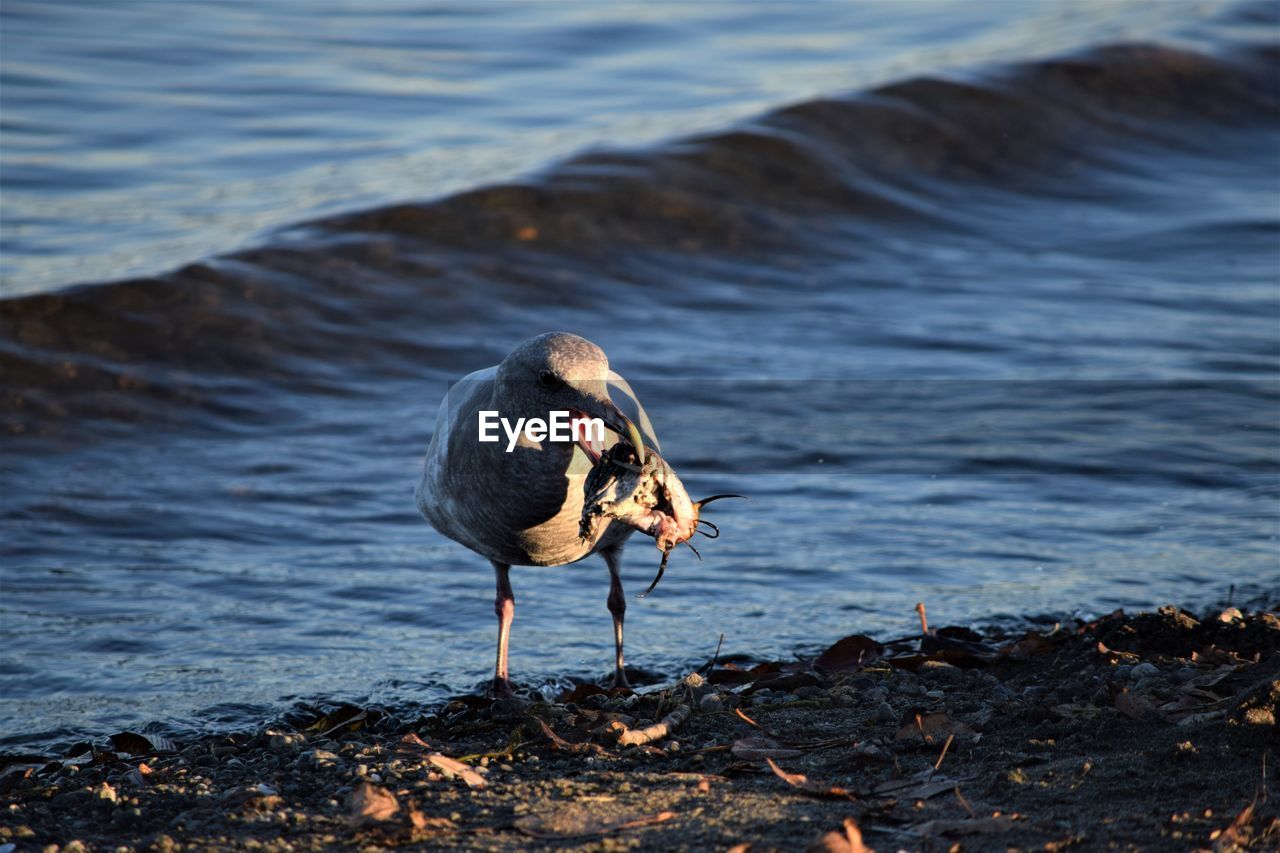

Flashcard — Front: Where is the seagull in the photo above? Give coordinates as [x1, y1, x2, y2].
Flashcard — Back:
[415, 332, 678, 697]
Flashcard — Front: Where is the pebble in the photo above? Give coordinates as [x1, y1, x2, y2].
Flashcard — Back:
[1114, 664, 1132, 681]
[264, 730, 306, 753]
[919, 660, 963, 682]
[699, 693, 723, 713]
[94, 783, 118, 804]
[794, 685, 823, 699]
[924, 689, 946, 701]
[300, 749, 339, 771]
[1130, 662, 1159, 680]
[874, 702, 898, 723]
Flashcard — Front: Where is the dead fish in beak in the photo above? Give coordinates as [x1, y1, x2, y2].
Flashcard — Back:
[579, 443, 745, 596]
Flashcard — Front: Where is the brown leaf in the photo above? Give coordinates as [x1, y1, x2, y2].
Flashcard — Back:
[765, 758, 858, 801]
[349, 782, 399, 825]
[1194, 646, 1254, 667]
[1000, 631, 1052, 661]
[895, 712, 975, 744]
[815, 635, 885, 673]
[396, 732, 432, 751]
[807, 817, 875, 852]
[731, 737, 805, 761]
[1212, 800, 1255, 851]
[405, 808, 454, 832]
[426, 753, 486, 788]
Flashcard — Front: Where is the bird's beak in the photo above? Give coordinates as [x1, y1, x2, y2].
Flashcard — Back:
[600, 400, 647, 466]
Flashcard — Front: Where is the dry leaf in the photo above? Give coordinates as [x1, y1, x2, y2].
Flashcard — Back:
[426, 753, 486, 788]
[815, 635, 885, 673]
[1000, 632, 1052, 660]
[1212, 800, 1256, 851]
[765, 758, 858, 801]
[731, 737, 805, 761]
[808, 817, 875, 852]
[1194, 646, 1254, 667]
[349, 782, 399, 825]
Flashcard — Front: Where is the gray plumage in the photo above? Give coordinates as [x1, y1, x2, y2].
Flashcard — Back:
[415, 332, 660, 694]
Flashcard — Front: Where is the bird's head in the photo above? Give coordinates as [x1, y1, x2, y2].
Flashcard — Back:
[496, 332, 646, 463]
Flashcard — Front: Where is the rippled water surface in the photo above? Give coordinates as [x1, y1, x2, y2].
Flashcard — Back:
[2, 1, 1278, 751]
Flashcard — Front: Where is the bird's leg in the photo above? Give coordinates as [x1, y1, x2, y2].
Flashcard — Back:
[603, 548, 631, 689]
[491, 561, 516, 699]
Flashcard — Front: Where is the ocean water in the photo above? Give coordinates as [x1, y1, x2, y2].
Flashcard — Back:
[1, 0, 1277, 751]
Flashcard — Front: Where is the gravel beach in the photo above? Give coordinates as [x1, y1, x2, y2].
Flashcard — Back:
[3, 600, 1277, 852]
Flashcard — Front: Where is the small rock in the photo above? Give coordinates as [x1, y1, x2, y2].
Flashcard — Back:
[300, 749, 340, 770]
[1218, 607, 1244, 624]
[1130, 662, 1159, 680]
[699, 693, 723, 713]
[492, 697, 532, 718]
[875, 702, 898, 723]
[794, 685, 823, 700]
[148, 836, 177, 853]
[1243, 707, 1275, 727]
[1113, 664, 1132, 681]
[94, 783, 118, 804]
[265, 730, 307, 753]
[919, 660, 963, 682]
[924, 689, 945, 701]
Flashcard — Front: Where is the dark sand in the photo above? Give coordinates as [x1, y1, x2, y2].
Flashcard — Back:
[3, 600, 1277, 852]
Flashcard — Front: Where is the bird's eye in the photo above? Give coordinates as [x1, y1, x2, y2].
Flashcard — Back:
[538, 370, 563, 390]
